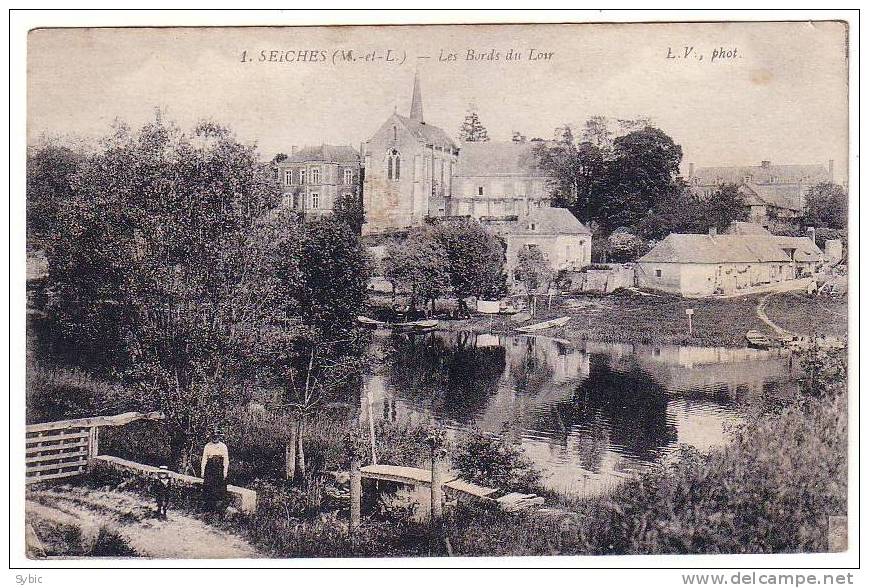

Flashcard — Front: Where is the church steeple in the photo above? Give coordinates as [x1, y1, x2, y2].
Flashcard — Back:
[409, 71, 424, 122]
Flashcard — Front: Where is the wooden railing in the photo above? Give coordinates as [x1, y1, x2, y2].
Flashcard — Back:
[26, 411, 164, 484]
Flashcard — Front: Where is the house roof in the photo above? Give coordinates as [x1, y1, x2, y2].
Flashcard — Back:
[776, 236, 824, 262]
[499, 207, 591, 237]
[393, 114, 458, 151]
[725, 222, 774, 236]
[639, 233, 792, 264]
[692, 163, 831, 186]
[740, 183, 803, 211]
[454, 142, 548, 177]
[283, 145, 359, 164]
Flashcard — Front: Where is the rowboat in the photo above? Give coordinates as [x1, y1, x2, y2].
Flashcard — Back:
[357, 315, 386, 328]
[745, 330, 774, 349]
[392, 319, 439, 332]
[515, 316, 571, 333]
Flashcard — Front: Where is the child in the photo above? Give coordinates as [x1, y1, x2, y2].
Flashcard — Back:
[154, 465, 173, 519]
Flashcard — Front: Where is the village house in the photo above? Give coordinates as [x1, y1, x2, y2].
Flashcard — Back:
[636, 227, 811, 297]
[687, 160, 835, 231]
[274, 144, 361, 215]
[484, 207, 592, 281]
[725, 222, 824, 277]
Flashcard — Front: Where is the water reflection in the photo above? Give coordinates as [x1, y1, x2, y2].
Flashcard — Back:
[365, 331, 798, 494]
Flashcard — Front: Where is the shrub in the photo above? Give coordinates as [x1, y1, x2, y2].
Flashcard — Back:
[452, 429, 541, 493]
[800, 346, 848, 400]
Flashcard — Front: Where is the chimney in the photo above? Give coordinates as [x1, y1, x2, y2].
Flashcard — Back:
[708, 226, 718, 236]
[761, 160, 771, 168]
[688, 162, 695, 178]
[829, 159, 835, 179]
[291, 145, 298, 156]
[807, 226, 816, 244]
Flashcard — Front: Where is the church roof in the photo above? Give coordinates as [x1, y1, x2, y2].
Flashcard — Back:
[283, 145, 359, 164]
[639, 233, 791, 264]
[500, 207, 591, 236]
[393, 114, 458, 151]
[454, 142, 548, 177]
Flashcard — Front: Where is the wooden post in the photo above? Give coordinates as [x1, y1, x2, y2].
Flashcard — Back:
[88, 426, 100, 459]
[426, 426, 447, 526]
[285, 417, 297, 482]
[350, 455, 362, 533]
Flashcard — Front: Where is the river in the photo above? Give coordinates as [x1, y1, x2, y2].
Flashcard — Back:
[363, 330, 800, 495]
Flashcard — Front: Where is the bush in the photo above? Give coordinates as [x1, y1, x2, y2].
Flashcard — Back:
[800, 346, 847, 400]
[452, 429, 542, 493]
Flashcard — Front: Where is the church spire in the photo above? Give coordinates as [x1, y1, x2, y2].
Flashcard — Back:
[409, 70, 424, 122]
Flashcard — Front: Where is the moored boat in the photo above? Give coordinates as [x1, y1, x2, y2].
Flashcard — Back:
[515, 316, 571, 333]
[357, 315, 386, 328]
[745, 329, 774, 349]
[392, 319, 439, 332]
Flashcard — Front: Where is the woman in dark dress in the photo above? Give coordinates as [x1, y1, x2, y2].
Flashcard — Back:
[200, 430, 229, 512]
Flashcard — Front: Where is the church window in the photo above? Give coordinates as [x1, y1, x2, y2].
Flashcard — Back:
[343, 168, 353, 184]
[311, 167, 321, 184]
[393, 126, 398, 142]
[311, 192, 320, 209]
[387, 149, 401, 181]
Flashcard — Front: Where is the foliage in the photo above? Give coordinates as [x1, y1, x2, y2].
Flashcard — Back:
[800, 346, 848, 400]
[383, 228, 450, 309]
[26, 140, 85, 246]
[606, 230, 645, 262]
[452, 429, 542, 493]
[515, 246, 553, 292]
[705, 184, 749, 231]
[533, 126, 606, 220]
[511, 131, 527, 143]
[44, 115, 281, 472]
[458, 110, 490, 142]
[804, 182, 848, 229]
[332, 189, 365, 234]
[431, 219, 506, 312]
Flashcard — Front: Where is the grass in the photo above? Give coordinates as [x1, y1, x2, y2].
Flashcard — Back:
[763, 292, 848, 340]
[371, 288, 849, 349]
[28, 517, 137, 558]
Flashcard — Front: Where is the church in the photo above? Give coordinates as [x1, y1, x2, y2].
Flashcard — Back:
[361, 73, 552, 233]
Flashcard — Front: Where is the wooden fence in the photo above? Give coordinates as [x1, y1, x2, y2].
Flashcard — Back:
[25, 411, 164, 484]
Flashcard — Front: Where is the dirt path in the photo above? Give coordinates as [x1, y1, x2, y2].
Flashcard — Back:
[26, 484, 260, 559]
[756, 293, 791, 336]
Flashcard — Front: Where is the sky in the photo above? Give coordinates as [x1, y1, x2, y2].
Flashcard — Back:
[28, 21, 849, 180]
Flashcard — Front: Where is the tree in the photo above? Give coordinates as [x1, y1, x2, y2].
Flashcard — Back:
[515, 247, 553, 314]
[804, 182, 848, 229]
[432, 219, 506, 316]
[27, 140, 85, 247]
[383, 229, 450, 312]
[458, 110, 490, 142]
[705, 184, 748, 232]
[272, 152, 288, 164]
[47, 115, 281, 472]
[332, 188, 365, 235]
[607, 230, 645, 262]
[597, 126, 684, 232]
[511, 131, 527, 143]
[533, 126, 606, 221]
[582, 115, 613, 150]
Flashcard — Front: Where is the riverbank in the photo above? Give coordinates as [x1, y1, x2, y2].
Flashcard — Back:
[368, 289, 848, 348]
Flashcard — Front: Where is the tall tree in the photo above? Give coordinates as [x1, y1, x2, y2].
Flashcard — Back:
[383, 228, 450, 312]
[705, 184, 749, 232]
[432, 219, 506, 316]
[804, 182, 848, 229]
[27, 141, 85, 247]
[47, 116, 281, 472]
[458, 110, 490, 142]
[597, 126, 683, 232]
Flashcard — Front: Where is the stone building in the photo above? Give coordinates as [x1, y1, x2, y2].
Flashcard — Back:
[450, 142, 551, 218]
[274, 144, 361, 215]
[687, 160, 834, 231]
[485, 207, 592, 281]
[636, 223, 822, 297]
[362, 71, 459, 232]
[361, 73, 556, 233]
